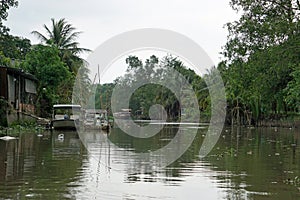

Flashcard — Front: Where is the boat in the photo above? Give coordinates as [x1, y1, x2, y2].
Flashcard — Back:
[51, 104, 82, 130]
[84, 109, 110, 131]
[0, 136, 17, 141]
[113, 109, 131, 120]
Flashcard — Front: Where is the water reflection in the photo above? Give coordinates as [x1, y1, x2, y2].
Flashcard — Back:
[0, 130, 86, 199]
[0, 126, 299, 199]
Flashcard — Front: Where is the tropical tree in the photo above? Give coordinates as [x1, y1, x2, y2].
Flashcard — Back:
[30, 18, 92, 113]
[0, 0, 31, 67]
[31, 18, 90, 74]
[21, 45, 72, 117]
[112, 55, 207, 121]
[221, 0, 300, 125]
[223, 0, 300, 63]
[0, 34, 31, 60]
[0, 51, 10, 66]
[0, 0, 18, 34]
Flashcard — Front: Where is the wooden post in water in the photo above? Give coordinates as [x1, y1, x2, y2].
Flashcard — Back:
[98, 65, 103, 110]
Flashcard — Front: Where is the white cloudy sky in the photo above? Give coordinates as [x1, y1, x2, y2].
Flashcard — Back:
[6, 0, 239, 83]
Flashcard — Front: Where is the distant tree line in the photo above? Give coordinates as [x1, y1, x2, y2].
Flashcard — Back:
[96, 0, 300, 125]
[95, 55, 210, 121]
[1, 0, 300, 124]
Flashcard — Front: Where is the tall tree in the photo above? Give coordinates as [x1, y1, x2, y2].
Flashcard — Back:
[114, 55, 206, 121]
[221, 0, 300, 124]
[31, 18, 92, 110]
[0, 0, 30, 67]
[0, 0, 18, 34]
[0, 34, 31, 60]
[224, 0, 300, 62]
[31, 18, 90, 74]
[21, 45, 72, 117]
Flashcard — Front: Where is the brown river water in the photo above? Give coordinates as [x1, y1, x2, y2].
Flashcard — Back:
[0, 125, 299, 199]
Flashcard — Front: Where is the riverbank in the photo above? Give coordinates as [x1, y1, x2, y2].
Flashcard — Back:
[257, 118, 300, 128]
[0, 118, 48, 137]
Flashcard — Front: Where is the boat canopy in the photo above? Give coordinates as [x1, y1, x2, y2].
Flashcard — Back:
[53, 104, 81, 109]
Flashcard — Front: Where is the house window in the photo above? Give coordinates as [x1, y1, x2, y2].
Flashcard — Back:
[25, 79, 37, 94]
[7, 75, 15, 104]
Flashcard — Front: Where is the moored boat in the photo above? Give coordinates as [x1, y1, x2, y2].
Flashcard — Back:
[84, 109, 110, 131]
[113, 109, 131, 120]
[51, 104, 82, 130]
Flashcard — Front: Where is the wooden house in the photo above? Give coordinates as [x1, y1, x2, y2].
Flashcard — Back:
[0, 66, 38, 126]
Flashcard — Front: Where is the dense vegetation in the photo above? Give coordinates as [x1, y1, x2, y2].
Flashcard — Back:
[98, 55, 209, 121]
[1, 0, 300, 125]
[96, 0, 300, 124]
[0, 1, 90, 118]
[220, 0, 300, 125]
[22, 18, 91, 117]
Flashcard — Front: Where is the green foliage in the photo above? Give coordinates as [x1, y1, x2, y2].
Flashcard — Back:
[21, 45, 72, 117]
[31, 18, 90, 74]
[224, 0, 299, 62]
[0, 0, 18, 34]
[113, 55, 207, 121]
[28, 18, 92, 117]
[94, 83, 115, 111]
[22, 45, 70, 86]
[9, 119, 36, 129]
[0, 34, 31, 61]
[0, 0, 18, 21]
[0, 0, 30, 65]
[284, 64, 300, 110]
[0, 50, 11, 66]
[221, 0, 300, 125]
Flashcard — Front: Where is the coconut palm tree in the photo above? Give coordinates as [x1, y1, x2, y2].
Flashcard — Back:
[31, 18, 90, 74]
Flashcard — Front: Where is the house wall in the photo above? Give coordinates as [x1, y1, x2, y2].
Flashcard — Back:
[0, 98, 8, 127]
[0, 66, 38, 126]
[7, 74, 15, 107]
[0, 68, 7, 99]
[22, 78, 37, 114]
[0, 68, 8, 127]
[7, 112, 36, 125]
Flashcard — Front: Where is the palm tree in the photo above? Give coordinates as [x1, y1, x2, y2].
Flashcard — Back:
[31, 18, 90, 74]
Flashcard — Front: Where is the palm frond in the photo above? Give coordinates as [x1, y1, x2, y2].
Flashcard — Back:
[32, 18, 91, 74]
[31, 30, 48, 43]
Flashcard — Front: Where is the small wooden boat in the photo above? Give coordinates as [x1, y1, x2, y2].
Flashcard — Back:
[51, 104, 82, 130]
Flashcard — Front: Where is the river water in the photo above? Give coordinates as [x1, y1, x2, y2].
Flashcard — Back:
[0, 125, 299, 199]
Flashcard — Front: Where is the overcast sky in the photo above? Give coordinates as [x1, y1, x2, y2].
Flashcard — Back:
[6, 0, 239, 83]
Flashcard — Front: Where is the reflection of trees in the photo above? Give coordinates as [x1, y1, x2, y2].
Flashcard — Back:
[6, 126, 296, 198]
[0, 131, 86, 199]
[108, 125, 177, 153]
[108, 126, 204, 183]
[108, 125, 300, 199]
